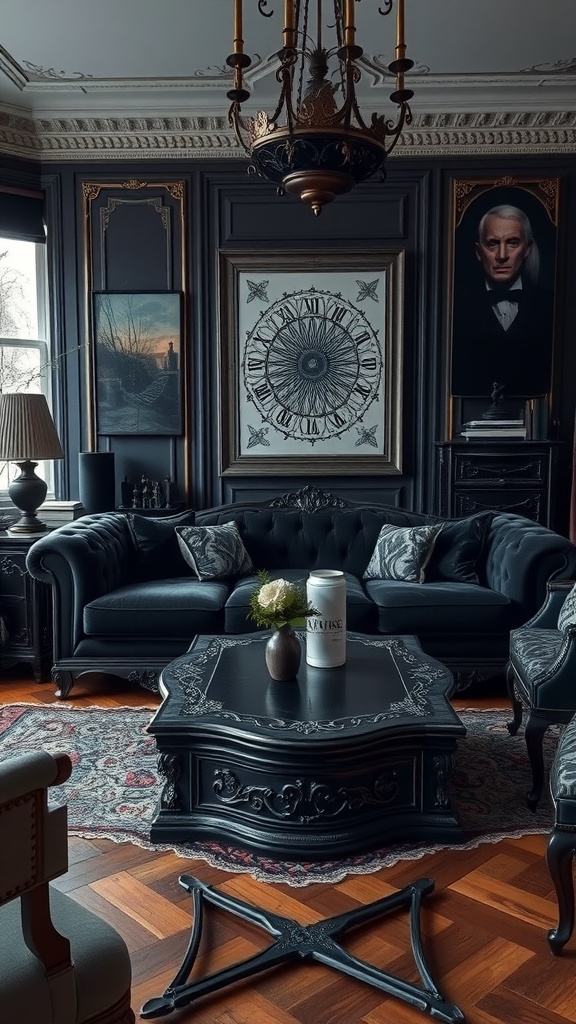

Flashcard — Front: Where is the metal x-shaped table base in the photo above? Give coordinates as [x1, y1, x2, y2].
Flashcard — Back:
[140, 874, 465, 1022]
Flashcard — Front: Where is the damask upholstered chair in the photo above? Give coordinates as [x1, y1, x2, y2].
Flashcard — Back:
[507, 577, 576, 811]
[546, 711, 576, 954]
[0, 749, 135, 1023]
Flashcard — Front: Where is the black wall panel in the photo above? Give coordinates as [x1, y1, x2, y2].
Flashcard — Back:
[82, 178, 189, 505]
[2, 153, 575, 531]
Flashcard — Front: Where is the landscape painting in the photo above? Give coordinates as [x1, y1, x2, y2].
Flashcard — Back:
[93, 292, 182, 435]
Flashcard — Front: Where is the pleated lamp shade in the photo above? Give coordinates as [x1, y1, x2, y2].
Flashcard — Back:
[0, 393, 64, 535]
[0, 393, 64, 461]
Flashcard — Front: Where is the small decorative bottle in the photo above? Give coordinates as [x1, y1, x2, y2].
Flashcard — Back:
[306, 570, 346, 668]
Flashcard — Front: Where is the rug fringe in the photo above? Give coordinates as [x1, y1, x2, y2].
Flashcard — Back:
[67, 825, 552, 888]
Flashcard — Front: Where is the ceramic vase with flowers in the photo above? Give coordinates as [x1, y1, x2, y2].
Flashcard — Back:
[248, 572, 319, 681]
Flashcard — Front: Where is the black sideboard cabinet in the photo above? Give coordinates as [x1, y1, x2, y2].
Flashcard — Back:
[0, 533, 52, 682]
[435, 440, 563, 528]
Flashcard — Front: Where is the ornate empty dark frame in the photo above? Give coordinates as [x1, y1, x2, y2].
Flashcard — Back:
[218, 249, 404, 476]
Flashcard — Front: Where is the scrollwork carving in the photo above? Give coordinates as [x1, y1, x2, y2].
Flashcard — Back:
[433, 755, 451, 808]
[158, 753, 182, 811]
[0, 557, 26, 576]
[82, 183, 102, 200]
[212, 767, 399, 822]
[127, 669, 159, 693]
[269, 485, 347, 512]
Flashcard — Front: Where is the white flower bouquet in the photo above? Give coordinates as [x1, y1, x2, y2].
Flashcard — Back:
[248, 570, 319, 629]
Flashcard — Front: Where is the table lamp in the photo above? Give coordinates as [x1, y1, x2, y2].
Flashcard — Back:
[0, 393, 64, 535]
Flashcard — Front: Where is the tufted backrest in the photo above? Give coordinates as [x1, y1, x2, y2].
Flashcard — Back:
[196, 507, 428, 577]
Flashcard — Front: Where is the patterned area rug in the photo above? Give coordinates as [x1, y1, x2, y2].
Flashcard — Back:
[0, 703, 558, 887]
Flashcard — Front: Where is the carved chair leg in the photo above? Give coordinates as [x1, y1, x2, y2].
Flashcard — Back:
[53, 670, 74, 700]
[525, 714, 551, 811]
[546, 828, 576, 955]
[505, 663, 523, 736]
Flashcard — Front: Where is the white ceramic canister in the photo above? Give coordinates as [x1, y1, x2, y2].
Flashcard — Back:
[306, 570, 347, 668]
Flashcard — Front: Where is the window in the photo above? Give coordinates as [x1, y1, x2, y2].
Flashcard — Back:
[0, 236, 52, 494]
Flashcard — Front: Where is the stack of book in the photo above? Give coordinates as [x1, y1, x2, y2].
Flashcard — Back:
[38, 500, 85, 527]
[460, 419, 527, 440]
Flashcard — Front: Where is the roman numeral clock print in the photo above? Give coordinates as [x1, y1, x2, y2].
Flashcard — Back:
[244, 286, 382, 444]
[218, 251, 404, 476]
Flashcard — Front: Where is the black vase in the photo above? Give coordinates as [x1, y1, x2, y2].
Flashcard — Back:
[265, 624, 301, 681]
[78, 452, 116, 514]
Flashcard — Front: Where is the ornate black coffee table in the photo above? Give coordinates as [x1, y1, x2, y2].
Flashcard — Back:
[148, 632, 466, 859]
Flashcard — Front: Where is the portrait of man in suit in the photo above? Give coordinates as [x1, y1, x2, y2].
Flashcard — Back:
[451, 187, 557, 399]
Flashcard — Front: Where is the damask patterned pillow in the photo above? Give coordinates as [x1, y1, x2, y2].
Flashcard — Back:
[362, 523, 442, 584]
[175, 522, 254, 581]
[558, 584, 576, 631]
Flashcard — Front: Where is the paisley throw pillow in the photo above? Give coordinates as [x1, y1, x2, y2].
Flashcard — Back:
[175, 522, 254, 581]
[363, 523, 442, 584]
[558, 583, 576, 631]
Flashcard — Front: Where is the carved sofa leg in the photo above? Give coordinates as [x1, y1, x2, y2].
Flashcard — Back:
[525, 713, 553, 811]
[505, 662, 523, 736]
[53, 669, 74, 700]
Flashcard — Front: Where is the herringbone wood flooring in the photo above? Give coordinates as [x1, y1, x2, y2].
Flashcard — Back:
[3, 669, 576, 1024]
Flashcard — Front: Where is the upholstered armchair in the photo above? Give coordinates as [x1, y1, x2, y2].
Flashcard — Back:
[507, 577, 576, 811]
[546, 711, 576, 954]
[0, 749, 135, 1023]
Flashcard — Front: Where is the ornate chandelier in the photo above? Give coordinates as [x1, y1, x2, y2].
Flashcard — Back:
[226, 1, 413, 216]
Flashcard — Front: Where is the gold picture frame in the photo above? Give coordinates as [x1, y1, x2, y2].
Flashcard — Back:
[447, 175, 560, 436]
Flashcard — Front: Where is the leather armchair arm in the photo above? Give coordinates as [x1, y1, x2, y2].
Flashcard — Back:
[525, 583, 575, 629]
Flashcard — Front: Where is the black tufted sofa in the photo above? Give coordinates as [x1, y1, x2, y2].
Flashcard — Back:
[26, 486, 576, 697]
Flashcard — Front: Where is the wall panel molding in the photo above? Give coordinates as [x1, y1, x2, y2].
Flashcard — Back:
[81, 178, 191, 503]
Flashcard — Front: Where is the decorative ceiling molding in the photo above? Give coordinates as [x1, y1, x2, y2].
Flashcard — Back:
[0, 109, 575, 162]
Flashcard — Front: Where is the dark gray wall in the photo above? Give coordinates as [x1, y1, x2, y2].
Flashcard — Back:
[2, 152, 575, 530]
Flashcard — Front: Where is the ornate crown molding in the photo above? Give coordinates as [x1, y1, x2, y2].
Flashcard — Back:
[0, 109, 575, 162]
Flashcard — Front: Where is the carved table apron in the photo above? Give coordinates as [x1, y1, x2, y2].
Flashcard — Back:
[148, 632, 466, 860]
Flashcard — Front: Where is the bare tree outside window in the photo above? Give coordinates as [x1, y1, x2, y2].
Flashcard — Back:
[0, 238, 50, 492]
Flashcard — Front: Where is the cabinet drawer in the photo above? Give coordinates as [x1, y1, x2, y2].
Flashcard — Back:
[454, 490, 543, 520]
[453, 452, 547, 485]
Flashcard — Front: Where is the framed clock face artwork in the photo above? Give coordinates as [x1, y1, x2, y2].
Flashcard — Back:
[218, 250, 404, 475]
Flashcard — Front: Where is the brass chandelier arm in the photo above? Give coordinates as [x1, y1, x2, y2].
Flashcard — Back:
[226, 0, 415, 215]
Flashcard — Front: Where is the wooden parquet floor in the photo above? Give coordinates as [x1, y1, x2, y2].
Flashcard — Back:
[3, 670, 576, 1024]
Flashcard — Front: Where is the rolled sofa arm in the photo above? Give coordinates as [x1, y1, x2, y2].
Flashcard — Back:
[484, 513, 576, 617]
[26, 513, 135, 661]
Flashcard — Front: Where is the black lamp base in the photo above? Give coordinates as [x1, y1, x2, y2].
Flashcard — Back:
[7, 460, 49, 535]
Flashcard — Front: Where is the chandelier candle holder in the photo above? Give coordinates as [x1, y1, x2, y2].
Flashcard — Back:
[226, 0, 414, 216]
[306, 569, 347, 668]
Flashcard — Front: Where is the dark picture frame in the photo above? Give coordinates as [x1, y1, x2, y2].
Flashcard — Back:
[448, 177, 560, 409]
[92, 292, 182, 435]
[218, 249, 404, 476]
